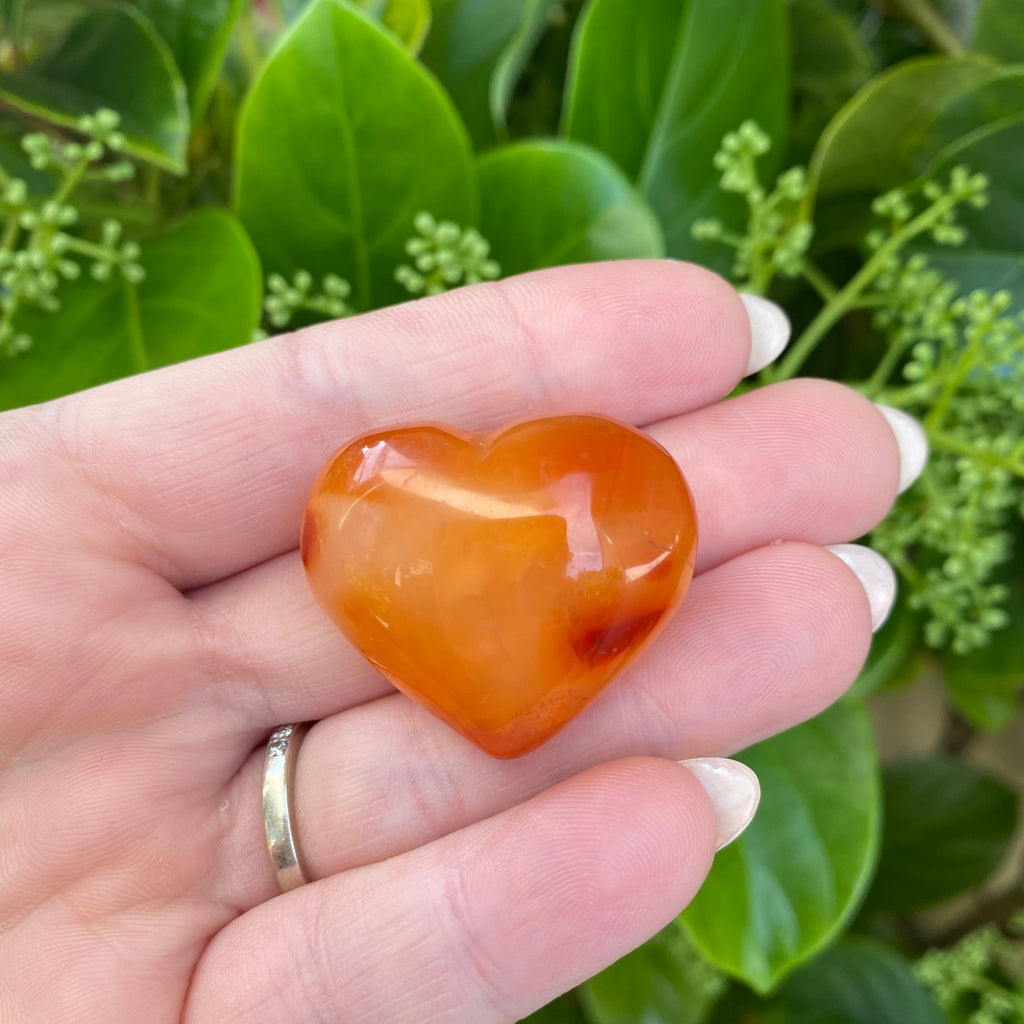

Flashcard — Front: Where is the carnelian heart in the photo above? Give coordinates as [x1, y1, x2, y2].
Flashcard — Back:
[301, 415, 698, 758]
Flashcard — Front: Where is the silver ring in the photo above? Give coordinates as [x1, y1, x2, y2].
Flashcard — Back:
[263, 723, 310, 892]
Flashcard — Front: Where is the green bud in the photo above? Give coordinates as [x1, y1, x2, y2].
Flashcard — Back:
[95, 109, 121, 131]
[413, 211, 436, 235]
[121, 263, 146, 284]
[691, 218, 723, 242]
[435, 222, 460, 246]
[293, 269, 313, 292]
[323, 274, 351, 297]
[3, 179, 27, 206]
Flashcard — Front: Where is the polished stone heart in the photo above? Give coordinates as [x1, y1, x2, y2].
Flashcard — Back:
[301, 415, 698, 757]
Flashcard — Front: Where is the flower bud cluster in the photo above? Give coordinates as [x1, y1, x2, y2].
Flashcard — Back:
[395, 212, 500, 297]
[263, 270, 353, 328]
[691, 121, 813, 289]
[1, 109, 141, 356]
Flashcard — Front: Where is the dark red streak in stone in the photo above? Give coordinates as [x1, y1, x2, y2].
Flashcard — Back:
[575, 609, 665, 666]
[299, 507, 317, 566]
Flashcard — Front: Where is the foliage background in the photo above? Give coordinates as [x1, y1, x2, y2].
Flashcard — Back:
[1, 0, 1023, 1021]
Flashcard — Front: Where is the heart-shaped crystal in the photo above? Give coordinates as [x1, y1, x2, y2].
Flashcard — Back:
[301, 415, 697, 757]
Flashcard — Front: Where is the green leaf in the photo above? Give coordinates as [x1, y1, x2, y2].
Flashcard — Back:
[272, 0, 432, 51]
[681, 700, 880, 993]
[235, 0, 475, 311]
[771, 937, 948, 1024]
[561, 0, 789, 270]
[477, 139, 664, 276]
[488, 0, 560, 138]
[790, 0, 874, 99]
[134, 0, 248, 119]
[806, 56, 1024, 207]
[579, 923, 724, 1024]
[0, 1, 190, 173]
[269, 0, 309, 20]
[0, 209, 261, 409]
[866, 756, 1018, 914]
[919, 250, 1024, 317]
[421, 0, 558, 148]
[1, 0, 24, 42]
[787, 0, 875, 161]
[943, 539, 1024, 730]
[518, 993, 589, 1024]
[848, 595, 922, 700]
[355, 0, 431, 53]
[911, 106, 1024, 307]
[974, 0, 1024, 63]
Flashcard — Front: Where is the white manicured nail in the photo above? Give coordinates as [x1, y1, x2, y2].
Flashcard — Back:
[679, 757, 760, 850]
[740, 293, 791, 375]
[825, 543, 897, 632]
[875, 405, 929, 493]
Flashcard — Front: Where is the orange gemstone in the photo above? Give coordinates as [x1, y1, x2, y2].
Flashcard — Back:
[301, 415, 698, 758]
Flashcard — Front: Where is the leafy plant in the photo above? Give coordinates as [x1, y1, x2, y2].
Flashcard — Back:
[1, 1, 1022, 1021]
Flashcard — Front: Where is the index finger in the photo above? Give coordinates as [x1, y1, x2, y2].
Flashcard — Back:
[27, 261, 756, 588]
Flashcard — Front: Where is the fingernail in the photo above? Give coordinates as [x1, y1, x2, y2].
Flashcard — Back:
[739, 293, 791, 375]
[825, 543, 897, 632]
[875, 405, 929, 494]
[679, 757, 760, 850]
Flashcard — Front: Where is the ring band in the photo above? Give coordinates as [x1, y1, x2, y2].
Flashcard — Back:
[262, 723, 310, 892]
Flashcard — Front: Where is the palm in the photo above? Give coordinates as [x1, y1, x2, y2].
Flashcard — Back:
[0, 263, 902, 1023]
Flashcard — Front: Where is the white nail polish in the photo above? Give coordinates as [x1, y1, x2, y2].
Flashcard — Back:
[875, 405, 929, 494]
[679, 757, 760, 851]
[739, 293, 791, 375]
[825, 543, 897, 632]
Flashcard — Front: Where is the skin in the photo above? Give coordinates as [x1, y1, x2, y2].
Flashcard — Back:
[0, 261, 901, 1023]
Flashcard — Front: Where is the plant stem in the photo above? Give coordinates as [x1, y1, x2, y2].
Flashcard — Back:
[865, 333, 915, 396]
[877, 380, 939, 407]
[926, 318, 988, 431]
[801, 260, 838, 302]
[61, 235, 113, 261]
[1, 214, 19, 254]
[890, 0, 966, 56]
[52, 154, 91, 208]
[929, 886, 1024, 948]
[930, 429, 1024, 479]
[769, 195, 958, 381]
[123, 281, 148, 372]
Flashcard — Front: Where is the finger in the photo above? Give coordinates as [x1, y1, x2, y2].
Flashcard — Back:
[33, 261, 753, 589]
[188, 378, 901, 724]
[187, 758, 722, 1024]
[215, 541, 872, 908]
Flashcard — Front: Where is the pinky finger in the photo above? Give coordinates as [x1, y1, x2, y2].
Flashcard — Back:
[185, 757, 757, 1024]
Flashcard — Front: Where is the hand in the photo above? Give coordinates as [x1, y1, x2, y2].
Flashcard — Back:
[0, 262, 912, 1023]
